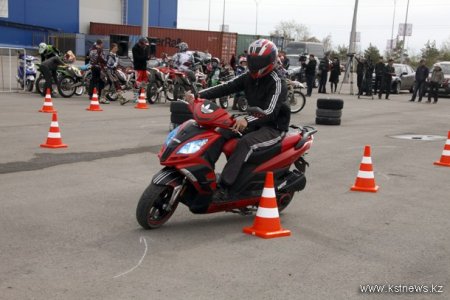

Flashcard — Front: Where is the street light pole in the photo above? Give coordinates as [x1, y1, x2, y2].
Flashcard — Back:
[390, 0, 397, 54]
[255, 0, 260, 35]
[348, 0, 359, 55]
[343, 0, 359, 87]
[221, 0, 226, 32]
[208, 0, 211, 31]
[141, 0, 148, 37]
[400, 0, 410, 63]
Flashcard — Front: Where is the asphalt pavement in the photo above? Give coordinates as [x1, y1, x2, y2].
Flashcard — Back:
[0, 86, 449, 300]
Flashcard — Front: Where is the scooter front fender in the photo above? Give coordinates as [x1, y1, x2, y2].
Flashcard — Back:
[152, 167, 183, 187]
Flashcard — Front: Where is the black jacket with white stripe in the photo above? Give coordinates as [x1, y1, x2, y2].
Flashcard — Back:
[198, 70, 290, 132]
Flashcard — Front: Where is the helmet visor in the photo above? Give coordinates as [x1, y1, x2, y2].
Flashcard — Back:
[247, 55, 272, 73]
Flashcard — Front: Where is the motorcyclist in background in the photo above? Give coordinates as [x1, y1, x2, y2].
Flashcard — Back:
[39, 51, 75, 95]
[207, 57, 221, 87]
[232, 56, 248, 110]
[235, 56, 248, 76]
[38, 43, 61, 62]
[173, 42, 196, 83]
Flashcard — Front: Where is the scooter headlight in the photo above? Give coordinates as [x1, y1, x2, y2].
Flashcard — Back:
[164, 127, 179, 146]
[177, 139, 208, 154]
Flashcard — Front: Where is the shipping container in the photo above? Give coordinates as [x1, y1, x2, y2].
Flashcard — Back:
[89, 22, 238, 63]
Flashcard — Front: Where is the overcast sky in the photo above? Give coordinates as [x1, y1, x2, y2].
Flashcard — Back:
[177, 0, 450, 55]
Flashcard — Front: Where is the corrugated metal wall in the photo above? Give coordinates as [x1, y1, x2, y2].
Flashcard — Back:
[90, 22, 237, 62]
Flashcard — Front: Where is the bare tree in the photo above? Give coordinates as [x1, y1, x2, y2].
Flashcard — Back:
[322, 34, 333, 52]
[271, 20, 311, 41]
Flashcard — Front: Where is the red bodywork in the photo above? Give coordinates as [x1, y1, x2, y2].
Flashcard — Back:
[157, 99, 314, 213]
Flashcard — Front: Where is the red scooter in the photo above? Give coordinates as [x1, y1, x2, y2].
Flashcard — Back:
[136, 99, 317, 229]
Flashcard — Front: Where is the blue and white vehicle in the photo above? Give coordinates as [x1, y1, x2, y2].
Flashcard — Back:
[17, 54, 38, 91]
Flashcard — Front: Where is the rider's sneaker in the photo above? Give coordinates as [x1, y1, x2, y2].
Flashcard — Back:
[99, 98, 110, 104]
[120, 98, 130, 105]
[212, 187, 232, 203]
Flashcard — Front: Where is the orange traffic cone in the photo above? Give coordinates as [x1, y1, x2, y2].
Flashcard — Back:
[86, 88, 103, 111]
[134, 88, 149, 109]
[243, 172, 291, 239]
[351, 145, 379, 192]
[39, 88, 57, 113]
[434, 131, 450, 167]
[40, 112, 67, 148]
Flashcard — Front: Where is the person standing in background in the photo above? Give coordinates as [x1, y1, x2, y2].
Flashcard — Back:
[329, 57, 341, 93]
[410, 59, 429, 102]
[229, 54, 236, 71]
[373, 57, 385, 95]
[302, 54, 317, 97]
[132, 37, 151, 89]
[427, 65, 444, 104]
[378, 59, 395, 100]
[318, 54, 329, 93]
[88, 39, 106, 100]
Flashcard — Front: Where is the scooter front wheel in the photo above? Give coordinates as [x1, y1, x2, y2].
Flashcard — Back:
[136, 183, 179, 229]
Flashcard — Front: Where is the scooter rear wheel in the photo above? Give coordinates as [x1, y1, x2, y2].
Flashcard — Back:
[136, 183, 179, 229]
[277, 191, 294, 212]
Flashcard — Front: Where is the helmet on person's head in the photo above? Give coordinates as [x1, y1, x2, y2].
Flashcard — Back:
[138, 37, 149, 46]
[63, 51, 76, 63]
[247, 39, 278, 79]
[238, 56, 247, 65]
[38, 43, 47, 54]
[176, 42, 189, 52]
[211, 57, 220, 67]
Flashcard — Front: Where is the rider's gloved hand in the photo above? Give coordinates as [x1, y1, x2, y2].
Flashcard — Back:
[231, 117, 248, 133]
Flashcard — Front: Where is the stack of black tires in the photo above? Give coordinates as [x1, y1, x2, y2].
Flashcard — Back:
[316, 98, 343, 126]
[170, 101, 193, 130]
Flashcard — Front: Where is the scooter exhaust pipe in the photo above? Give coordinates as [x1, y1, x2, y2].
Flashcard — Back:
[277, 170, 306, 192]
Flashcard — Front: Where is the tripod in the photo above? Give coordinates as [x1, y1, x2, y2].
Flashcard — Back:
[338, 54, 354, 95]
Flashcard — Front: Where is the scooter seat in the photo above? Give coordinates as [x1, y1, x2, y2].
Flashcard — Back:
[222, 128, 302, 162]
[222, 137, 283, 164]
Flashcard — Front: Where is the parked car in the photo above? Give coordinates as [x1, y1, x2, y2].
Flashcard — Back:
[429, 61, 450, 96]
[372, 63, 415, 94]
[391, 63, 416, 94]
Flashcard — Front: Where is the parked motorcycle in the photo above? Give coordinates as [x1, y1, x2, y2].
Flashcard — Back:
[146, 67, 175, 104]
[57, 65, 85, 98]
[214, 67, 235, 109]
[136, 98, 317, 229]
[104, 66, 137, 102]
[286, 79, 307, 113]
[17, 54, 38, 92]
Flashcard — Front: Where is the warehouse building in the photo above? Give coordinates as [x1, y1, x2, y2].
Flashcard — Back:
[0, 0, 178, 47]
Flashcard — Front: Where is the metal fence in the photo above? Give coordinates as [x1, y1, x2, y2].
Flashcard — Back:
[0, 47, 27, 92]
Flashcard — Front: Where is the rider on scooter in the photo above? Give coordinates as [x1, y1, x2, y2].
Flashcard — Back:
[186, 39, 290, 201]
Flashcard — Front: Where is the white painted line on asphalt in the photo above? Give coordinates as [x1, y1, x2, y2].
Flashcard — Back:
[113, 236, 148, 279]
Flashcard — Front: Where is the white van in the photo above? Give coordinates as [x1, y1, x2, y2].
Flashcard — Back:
[285, 42, 325, 59]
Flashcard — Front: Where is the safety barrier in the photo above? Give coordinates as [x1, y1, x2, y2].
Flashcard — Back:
[0, 47, 27, 92]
